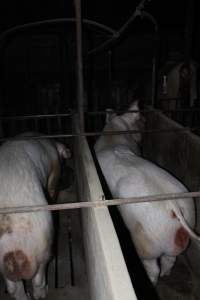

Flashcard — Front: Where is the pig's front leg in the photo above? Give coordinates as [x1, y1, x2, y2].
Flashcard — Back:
[32, 263, 48, 299]
[6, 279, 29, 300]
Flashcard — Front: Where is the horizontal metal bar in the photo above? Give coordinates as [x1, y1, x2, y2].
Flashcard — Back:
[0, 18, 116, 43]
[86, 108, 200, 116]
[1, 106, 199, 122]
[0, 113, 73, 122]
[0, 126, 199, 142]
[0, 191, 199, 215]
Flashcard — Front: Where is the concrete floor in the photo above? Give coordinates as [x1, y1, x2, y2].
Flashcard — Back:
[157, 254, 200, 300]
[1, 287, 89, 300]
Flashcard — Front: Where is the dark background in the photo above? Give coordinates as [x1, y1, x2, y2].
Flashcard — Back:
[0, 1, 193, 31]
[0, 0, 198, 118]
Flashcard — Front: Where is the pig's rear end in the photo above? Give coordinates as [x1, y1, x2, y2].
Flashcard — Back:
[4, 249, 36, 281]
[0, 209, 53, 282]
[0, 137, 62, 299]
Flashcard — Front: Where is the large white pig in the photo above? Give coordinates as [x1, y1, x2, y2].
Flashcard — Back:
[95, 102, 200, 284]
[0, 134, 69, 300]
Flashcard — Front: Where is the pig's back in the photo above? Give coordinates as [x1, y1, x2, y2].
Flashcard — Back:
[97, 145, 195, 258]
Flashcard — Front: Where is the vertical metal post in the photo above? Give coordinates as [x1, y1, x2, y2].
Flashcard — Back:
[74, 0, 85, 132]
[184, 0, 195, 113]
[108, 50, 113, 107]
[185, 0, 195, 64]
[151, 26, 159, 108]
[108, 50, 112, 84]
[151, 55, 157, 107]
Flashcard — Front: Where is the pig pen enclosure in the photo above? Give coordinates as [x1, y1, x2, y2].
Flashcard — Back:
[0, 13, 138, 300]
[0, 113, 137, 300]
[142, 110, 200, 299]
[1, 109, 200, 300]
[0, 1, 200, 300]
[86, 107, 200, 300]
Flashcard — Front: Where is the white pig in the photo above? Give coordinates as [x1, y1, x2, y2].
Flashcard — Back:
[95, 101, 200, 284]
[0, 134, 70, 300]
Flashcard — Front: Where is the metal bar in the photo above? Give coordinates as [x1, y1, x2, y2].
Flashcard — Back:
[74, 0, 85, 132]
[0, 18, 116, 43]
[1, 106, 200, 122]
[87, 0, 151, 56]
[184, 0, 195, 63]
[86, 108, 200, 115]
[140, 11, 159, 108]
[0, 113, 73, 122]
[108, 50, 113, 108]
[0, 191, 199, 215]
[151, 54, 157, 107]
[0, 126, 200, 142]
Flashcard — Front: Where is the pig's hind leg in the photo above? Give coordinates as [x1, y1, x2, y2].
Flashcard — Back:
[142, 258, 160, 285]
[32, 263, 48, 299]
[160, 254, 176, 277]
[6, 279, 29, 300]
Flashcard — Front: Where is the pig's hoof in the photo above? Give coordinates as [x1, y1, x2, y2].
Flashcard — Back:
[33, 285, 48, 299]
[149, 273, 158, 286]
[160, 269, 171, 277]
[26, 292, 32, 300]
[65, 148, 71, 159]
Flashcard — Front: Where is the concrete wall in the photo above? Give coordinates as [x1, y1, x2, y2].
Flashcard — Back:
[143, 109, 200, 274]
[74, 121, 137, 300]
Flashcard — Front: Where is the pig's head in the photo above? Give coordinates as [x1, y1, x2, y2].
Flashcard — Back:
[119, 100, 145, 145]
[55, 142, 71, 160]
[105, 109, 117, 124]
[95, 100, 144, 154]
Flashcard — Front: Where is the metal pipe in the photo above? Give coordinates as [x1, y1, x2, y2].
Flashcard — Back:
[151, 23, 158, 108]
[140, 11, 159, 108]
[0, 191, 199, 215]
[151, 55, 157, 107]
[86, 107, 200, 115]
[0, 18, 116, 43]
[0, 126, 199, 143]
[0, 113, 74, 122]
[87, 0, 152, 56]
[108, 50, 113, 107]
[0, 107, 199, 122]
[184, 0, 195, 64]
[74, 0, 85, 132]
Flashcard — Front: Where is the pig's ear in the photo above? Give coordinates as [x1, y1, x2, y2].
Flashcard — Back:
[56, 142, 71, 159]
[106, 109, 116, 124]
[128, 100, 139, 112]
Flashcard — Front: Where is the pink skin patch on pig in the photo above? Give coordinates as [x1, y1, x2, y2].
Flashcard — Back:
[3, 250, 33, 281]
[171, 211, 189, 252]
[174, 227, 189, 250]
